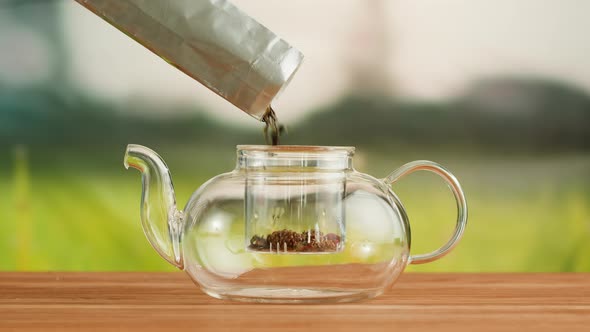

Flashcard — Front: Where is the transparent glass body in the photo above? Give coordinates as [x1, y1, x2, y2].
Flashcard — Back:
[124, 145, 467, 303]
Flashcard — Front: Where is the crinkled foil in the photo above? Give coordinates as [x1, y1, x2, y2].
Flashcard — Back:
[75, 0, 304, 120]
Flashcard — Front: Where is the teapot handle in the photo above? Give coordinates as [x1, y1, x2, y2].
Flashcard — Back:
[384, 160, 467, 264]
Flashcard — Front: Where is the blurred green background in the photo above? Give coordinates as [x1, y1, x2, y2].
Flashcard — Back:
[1, 0, 589, 272]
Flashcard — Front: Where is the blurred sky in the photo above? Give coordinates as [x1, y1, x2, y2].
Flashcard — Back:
[2, 0, 590, 125]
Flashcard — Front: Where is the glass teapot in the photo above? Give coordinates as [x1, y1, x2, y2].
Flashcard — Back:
[124, 144, 467, 303]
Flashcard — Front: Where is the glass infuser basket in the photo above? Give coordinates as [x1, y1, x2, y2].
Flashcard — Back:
[124, 144, 467, 303]
[244, 146, 347, 254]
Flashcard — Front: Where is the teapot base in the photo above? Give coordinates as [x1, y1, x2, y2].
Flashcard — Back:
[201, 287, 384, 304]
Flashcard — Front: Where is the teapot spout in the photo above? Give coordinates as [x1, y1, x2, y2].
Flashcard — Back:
[124, 144, 184, 269]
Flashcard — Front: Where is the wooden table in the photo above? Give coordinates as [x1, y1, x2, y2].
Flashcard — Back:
[1, 273, 588, 331]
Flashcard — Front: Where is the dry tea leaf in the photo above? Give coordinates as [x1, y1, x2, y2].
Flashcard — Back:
[262, 105, 284, 145]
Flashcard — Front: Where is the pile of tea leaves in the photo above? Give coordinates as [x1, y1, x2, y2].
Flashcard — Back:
[249, 229, 341, 253]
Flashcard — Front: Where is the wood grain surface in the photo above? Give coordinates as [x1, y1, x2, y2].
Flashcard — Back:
[0, 272, 589, 331]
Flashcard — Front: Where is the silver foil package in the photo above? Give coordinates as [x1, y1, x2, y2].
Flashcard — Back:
[75, 0, 304, 120]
